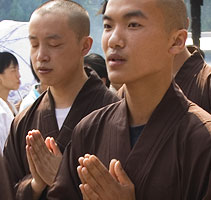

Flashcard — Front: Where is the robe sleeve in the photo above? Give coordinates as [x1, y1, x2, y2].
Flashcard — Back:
[203, 170, 211, 200]
[0, 156, 14, 200]
[47, 140, 82, 200]
[3, 118, 34, 199]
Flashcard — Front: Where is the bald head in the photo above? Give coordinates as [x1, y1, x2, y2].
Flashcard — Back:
[31, 0, 90, 40]
[156, 0, 188, 33]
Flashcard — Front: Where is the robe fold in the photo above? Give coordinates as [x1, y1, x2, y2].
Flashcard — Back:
[3, 69, 119, 200]
[47, 82, 211, 200]
[0, 156, 14, 200]
[175, 51, 211, 113]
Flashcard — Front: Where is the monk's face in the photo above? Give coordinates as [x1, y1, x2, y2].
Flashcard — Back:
[102, 0, 174, 85]
[29, 12, 84, 87]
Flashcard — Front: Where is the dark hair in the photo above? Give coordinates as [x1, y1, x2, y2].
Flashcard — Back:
[0, 51, 18, 74]
[98, 0, 108, 15]
[84, 53, 110, 87]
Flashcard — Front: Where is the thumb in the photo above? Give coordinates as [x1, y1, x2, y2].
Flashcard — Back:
[109, 159, 118, 181]
[50, 137, 62, 156]
[114, 161, 132, 185]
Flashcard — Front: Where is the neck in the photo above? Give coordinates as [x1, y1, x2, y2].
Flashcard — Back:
[125, 72, 172, 126]
[173, 48, 191, 77]
[37, 83, 48, 94]
[0, 86, 9, 101]
[49, 69, 88, 108]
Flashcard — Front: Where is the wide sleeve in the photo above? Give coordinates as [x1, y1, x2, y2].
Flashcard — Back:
[47, 140, 82, 200]
[0, 156, 15, 200]
[3, 117, 34, 200]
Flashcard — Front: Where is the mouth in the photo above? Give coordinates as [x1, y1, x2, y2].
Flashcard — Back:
[37, 67, 52, 74]
[107, 54, 126, 67]
[108, 54, 126, 61]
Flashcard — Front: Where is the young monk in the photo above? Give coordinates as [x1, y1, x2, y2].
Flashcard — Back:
[47, 0, 211, 199]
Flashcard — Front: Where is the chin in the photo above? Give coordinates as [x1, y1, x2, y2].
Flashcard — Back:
[108, 74, 125, 85]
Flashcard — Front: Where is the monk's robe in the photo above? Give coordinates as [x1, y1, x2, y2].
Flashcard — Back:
[0, 156, 14, 200]
[47, 82, 211, 200]
[3, 69, 119, 200]
[175, 51, 211, 113]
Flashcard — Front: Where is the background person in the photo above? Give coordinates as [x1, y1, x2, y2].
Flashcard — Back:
[19, 61, 48, 112]
[0, 51, 20, 153]
[173, 45, 211, 113]
[84, 53, 110, 87]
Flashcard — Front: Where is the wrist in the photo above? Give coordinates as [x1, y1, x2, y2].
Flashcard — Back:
[31, 178, 46, 200]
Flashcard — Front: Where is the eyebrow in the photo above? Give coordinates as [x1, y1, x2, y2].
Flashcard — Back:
[103, 10, 148, 21]
[28, 34, 61, 40]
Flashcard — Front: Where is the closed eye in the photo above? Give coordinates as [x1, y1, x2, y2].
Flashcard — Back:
[49, 43, 63, 48]
[31, 44, 39, 48]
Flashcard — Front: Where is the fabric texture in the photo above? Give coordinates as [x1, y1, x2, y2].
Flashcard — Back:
[3, 69, 119, 200]
[47, 82, 211, 200]
[175, 51, 211, 113]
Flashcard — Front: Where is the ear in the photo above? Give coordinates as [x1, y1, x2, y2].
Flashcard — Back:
[169, 29, 187, 55]
[81, 36, 93, 56]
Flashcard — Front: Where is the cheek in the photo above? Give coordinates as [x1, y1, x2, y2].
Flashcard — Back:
[101, 32, 108, 52]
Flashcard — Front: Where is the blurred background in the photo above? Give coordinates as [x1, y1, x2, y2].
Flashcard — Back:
[0, 0, 211, 102]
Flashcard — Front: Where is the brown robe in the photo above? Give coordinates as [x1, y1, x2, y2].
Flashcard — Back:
[47, 82, 211, 200]
[0, 156, 14, 200]
[3, 69, 119, 200]
[175, 51, 211, 113]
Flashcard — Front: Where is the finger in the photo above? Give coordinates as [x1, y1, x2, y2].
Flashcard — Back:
[114, 161, 132, 185]
[28, 143, 41, 167]
[78, 157, 85, 166]
[83, 184, 101, 200]
[77, 166, 86, 184]
[45, 137, 51, 151]
[109, 159, 118, 181]
[26, 135, 31, 146]
[86, 155, 115, 185]
[84, 154, 90, 158]
[49, 138, 62, 156]
[81, 166, 104, 196]
[26, 145, 37, 176]
[79, 184, 90, 200]
[29, 130, 50, 155]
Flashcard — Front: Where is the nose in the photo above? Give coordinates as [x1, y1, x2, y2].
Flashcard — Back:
[108, 26, 125, 49]
[17, 69, 21, 79]
[36, 45, 50, 62]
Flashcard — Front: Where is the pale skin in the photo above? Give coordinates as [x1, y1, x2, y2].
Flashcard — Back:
[77, 0, 187, 199]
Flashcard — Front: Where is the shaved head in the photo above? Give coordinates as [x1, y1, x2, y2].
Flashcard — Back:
[31, 0, 90, 40]
[156, 0, 188, 32]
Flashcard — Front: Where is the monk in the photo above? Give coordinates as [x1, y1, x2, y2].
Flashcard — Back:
[3, 1, 119, 200]
[174, 46, 211, 113]
[47, 0, 211, 199]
